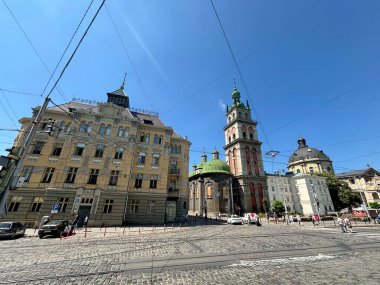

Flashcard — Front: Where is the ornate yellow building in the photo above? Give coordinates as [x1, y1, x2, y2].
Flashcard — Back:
[2, 84, 190, 226]
[288, 138, 334, 175]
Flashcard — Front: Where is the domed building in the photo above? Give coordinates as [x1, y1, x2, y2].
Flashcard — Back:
[288, 138, 334, 174]
[188, 150, 233, 216]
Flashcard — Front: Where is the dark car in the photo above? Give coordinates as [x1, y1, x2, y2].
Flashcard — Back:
[0, 221, 25, 239]
[38, 220, 73, 238]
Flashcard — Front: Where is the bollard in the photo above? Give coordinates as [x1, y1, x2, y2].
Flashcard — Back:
[84, 226, 87, 238]
[123, 226, 125, 236]
[180, 222, 182, 228]
[115, 226, 117, 231]
[171, 223, 174, 231]
[104, 227, 107, 237]
[164, 224, 166, 231]
[152, 225, 154, 232]
[139, 227, 141, 234]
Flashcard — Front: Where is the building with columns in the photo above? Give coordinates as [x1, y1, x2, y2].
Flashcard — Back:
[288, 137, 334, 175]
[1, 81, 190, 226]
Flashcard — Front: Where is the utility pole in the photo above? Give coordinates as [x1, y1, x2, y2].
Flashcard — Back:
[310, 183, 322, 226]
[0, 97, 50, 216]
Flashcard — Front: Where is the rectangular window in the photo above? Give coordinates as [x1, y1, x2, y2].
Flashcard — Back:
[138, 153, 146, 164]
[51, 145, 62, 156]
[32, 141, 44, 154]
[153, 135, 162, 145]
[41, 167, 55, 183]
[152, 155, 160, 166]
[88, 169, 99, 184]
[73, 143, 85, 156]
[135, 174, 143, 188]
[109, 170, 120, 186]
[117, 127, 124, 137]
[22, 166, 34, 182]
[103, 199, 113, 213]
[114, 147, 124, 160]
[130, 200, 139, 213]
[273, 195, 276, 200]
[94, 144, 104, 158]
[65, 167, 78, 183]
[148, 200, 155, 214]
[145, 134, 150, 144]
[31, 197, 44, 212]
[271, 186, 275, 192]
[8, 196, 22, 212]
[124, 128, 129, 137]
[140, 134, 145, 142]
[58, 197, 69, 213]
[150, 175, 158, 189]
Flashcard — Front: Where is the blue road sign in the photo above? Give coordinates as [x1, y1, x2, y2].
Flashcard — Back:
[52, 203, 60, 211]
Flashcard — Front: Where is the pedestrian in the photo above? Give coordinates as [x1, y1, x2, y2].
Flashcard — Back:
[273, 212, 278, 224]
[344, 217, 353, 233]
[288, 215, 294, 225]
[266, 213, 270, 224]
[83, 215, 89, 228]
[256, 216, 262, 227]
[296, 214, 302, 226]
[337, 216, 345, 233]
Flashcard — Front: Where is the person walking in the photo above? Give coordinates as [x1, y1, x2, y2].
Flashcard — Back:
[288, 215, 294, 225]
[72, 214, 79, 231]
[337, 216, 345, 233]
[83, 215, 89, 228]
[273, 212, 278, 224]
[344, 217, 353, 233]
[266, 213, 270, 224]
[296, 214, 302, 226]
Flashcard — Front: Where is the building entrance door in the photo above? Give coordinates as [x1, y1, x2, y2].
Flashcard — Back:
[166, 201, 176, 222]
[77, 206, 91, 227]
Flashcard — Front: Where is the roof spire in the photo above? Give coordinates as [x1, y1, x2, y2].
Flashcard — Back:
[246, 99, 250, 109]
[121, 72, 127, 89]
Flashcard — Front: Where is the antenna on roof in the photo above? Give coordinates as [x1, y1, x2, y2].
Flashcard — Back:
[121, 72, 127, 89]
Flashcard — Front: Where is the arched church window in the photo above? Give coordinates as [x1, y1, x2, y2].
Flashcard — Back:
[243, 132, 246, 139]
[196, 187, 199, 199]
[238, 111, 241, 118]
[233, 134, 236, 140]
[373, 192, 379, 200]
[297, 169, 301, 173]
[228, 116, 231, 122]
[105, 125, 111, 136]
[87, 122, 93, 133]
[207, 186, 213, 199]
[98, 124, 105, 135]
[228, 136, 231, 143]
[250, 133, 253, 140]
[118, 127, 124, 137]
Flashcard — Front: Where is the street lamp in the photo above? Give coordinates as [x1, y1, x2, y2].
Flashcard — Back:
[310, 183, 321, 225]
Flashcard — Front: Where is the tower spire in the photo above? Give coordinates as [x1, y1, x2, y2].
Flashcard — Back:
[121, 72, 127, 89]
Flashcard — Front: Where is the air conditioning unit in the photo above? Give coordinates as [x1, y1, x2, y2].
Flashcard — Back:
[16, 177, 26, 187]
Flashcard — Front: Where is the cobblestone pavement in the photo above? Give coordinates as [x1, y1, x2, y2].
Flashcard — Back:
[0, 222, 379, 284]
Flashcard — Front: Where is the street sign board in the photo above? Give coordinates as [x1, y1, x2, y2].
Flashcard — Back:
[51, 203, 60, 214]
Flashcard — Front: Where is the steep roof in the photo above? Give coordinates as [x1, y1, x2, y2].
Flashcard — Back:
[336, 167, 380, 178]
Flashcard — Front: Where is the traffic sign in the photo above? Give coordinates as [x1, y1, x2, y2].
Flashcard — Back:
[51, 203, 60, 214]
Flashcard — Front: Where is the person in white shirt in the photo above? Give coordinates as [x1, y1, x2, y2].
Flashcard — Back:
[296, 214, 302, 226]
[344, 217, 353, 233]
[337, 217, 345, 233]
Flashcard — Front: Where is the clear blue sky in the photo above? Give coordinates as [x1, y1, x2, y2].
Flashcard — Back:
[1, 0, 380, 174]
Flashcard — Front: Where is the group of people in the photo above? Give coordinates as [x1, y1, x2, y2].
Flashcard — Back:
[337, 216, 354, 233]
[71, 214, 88, 229]
[266, 212, 302, 226]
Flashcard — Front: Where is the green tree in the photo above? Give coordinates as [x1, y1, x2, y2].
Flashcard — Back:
[272, 200, 285, 213]
[317, 173, 360, 210]
[369, 202, 380, 209]
[262, 197, 270, 212]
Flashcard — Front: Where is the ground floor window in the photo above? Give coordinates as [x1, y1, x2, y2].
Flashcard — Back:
[58, 197, 69, 213]
[130, 200, 139, 213]
[31, 197, 44, 212]
[103, 199, 113, 213]
[8, 196, 22, 212]
[148, 201, 155, 214]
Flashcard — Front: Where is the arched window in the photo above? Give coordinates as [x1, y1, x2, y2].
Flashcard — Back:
[114, 147, 124, 160]
[373, 192, 379, 200]
[249, 133, 253, 140]
[98, 124, 105, 135]
[258, 183, 264, 210]
[207, 186, 213, 199]
[118, 127, 124, 137]
[228, 136, 231, 143]
[87, 122, 93, 133]
[252, 148, 259, 176]
[105, 125, 111, 136]
[233, 148, 238, 175]
[233, 134, 236, 140]
[124, 128, 129, 137]
[228, 150, 233, 174]
[243, 132, 246, 139]
[246, 146, 251, 175]
[79, 121, 87, 132]
[297, 169, 301, 173]
[196, 187, 199, 199]
[250, 183, 256, 211]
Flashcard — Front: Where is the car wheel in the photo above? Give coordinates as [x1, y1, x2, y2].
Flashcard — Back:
[39, 235, 43, 239]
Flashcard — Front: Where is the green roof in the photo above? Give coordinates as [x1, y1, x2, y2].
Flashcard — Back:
[197, 160, 207, 170]
[201, 159, 231, 175]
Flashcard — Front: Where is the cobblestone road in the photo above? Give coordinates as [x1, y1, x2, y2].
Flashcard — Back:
[0, 222, 379, 284]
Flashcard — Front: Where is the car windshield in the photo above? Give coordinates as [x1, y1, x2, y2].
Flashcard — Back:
[0, 222, 11, 229]
[45, 220, 63, 226]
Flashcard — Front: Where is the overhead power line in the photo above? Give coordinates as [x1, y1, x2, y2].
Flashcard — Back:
[40, 0, 95, 97]
[1, 0, 68, 101]
[209, 0, 272, 151]
[0, 88, 41, 97]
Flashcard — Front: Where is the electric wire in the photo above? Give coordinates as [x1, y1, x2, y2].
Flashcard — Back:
[0, 89, 18, 121]
[105, 3, 154, 110]
[39, 0, 95, 97]
[0, 88, 41, 97]
[210, 0, 272, 151]
[1, 0, 68, 101]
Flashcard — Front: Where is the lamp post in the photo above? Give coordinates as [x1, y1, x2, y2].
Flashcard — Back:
[356, 176, 371, 221]
[310, 183, 321, 225]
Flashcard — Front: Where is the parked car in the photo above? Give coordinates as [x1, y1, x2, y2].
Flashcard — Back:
[376, 214, 380, 224]
[0, 221, 25, 239]
[38, 220, 73, 238]
[227, 215, 243, 225]
[242, 213, 258, 224]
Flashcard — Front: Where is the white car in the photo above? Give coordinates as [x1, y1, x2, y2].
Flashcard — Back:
[242, 213, 258, 224]
[227, 215, 243, 225]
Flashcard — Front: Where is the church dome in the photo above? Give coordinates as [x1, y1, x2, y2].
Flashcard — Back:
[288, 137, 330, 164]
[202, 159, 231, 175]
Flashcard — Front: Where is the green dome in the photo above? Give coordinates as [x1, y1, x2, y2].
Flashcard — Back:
[189, 170, 196, 178]
[202, 159, 231, 175]
[232, 86, 240, 99]
[197, 160, 207, 170]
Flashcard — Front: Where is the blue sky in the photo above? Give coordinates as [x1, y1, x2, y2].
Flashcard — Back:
[1, 0, 380, 174]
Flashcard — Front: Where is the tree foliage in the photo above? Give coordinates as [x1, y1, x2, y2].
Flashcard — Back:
[262, 197, 270, 212]
[369, 202, 380, 209]
[317, 172, 361, 210]
[272, 200, 285, 213]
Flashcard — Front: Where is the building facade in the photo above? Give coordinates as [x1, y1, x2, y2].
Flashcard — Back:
[188, 151, 233, 217]
[266, 174, 295, 213]
[2, 84, 190, 226]
[336, 167, 380, 205]
[288, 138, 334, 175]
